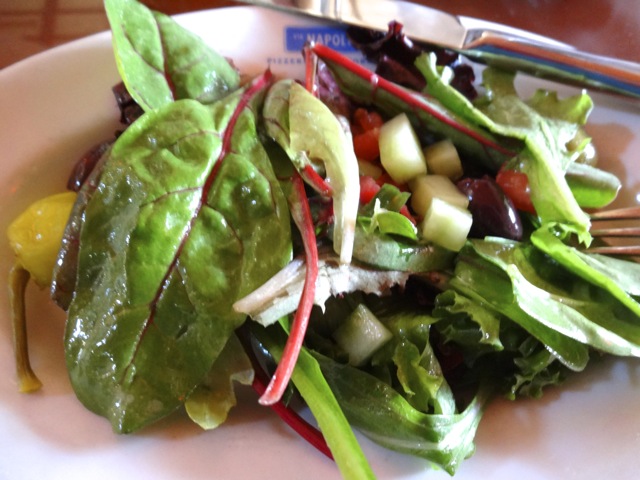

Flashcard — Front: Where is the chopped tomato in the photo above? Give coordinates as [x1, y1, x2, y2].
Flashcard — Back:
[352, 108, 384, 162]
[353, 128, 380, 163]
[353, 107, 384, 132]
[375, 172, 407, 191]
[359, 175, 381, 205]
[495, 167, 536, 214]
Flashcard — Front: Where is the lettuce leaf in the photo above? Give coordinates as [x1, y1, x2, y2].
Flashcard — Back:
[531, 224, 640, 315]
[314, 351, 491, 475]
[453, 238, 640, 362]
[263, 80, 360, 264]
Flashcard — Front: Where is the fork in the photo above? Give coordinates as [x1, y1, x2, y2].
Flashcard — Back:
[586, 205, 640, 256]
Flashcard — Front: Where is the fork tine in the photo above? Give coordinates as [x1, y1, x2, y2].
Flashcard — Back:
[584, 245, 640, 255]
[589, 227, 640, 237]
[586, 205, 640, 256]
[590, 205, 640, 221]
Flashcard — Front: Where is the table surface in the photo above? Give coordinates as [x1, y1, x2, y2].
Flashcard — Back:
[2, 0, 640, 70]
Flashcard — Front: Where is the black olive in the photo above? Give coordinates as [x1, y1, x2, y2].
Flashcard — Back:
[457, 176, 523, 241]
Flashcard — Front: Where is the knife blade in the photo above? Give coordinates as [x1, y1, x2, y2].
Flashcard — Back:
[238, 0, 640, 99]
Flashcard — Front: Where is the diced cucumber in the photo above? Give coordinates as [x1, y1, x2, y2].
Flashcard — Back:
[423, 139, 463, 180]
[408, 174, 469, 217]
[419, 197, 472, 252]
[333, 304, 393, 367]
[378, 113, 426, 184]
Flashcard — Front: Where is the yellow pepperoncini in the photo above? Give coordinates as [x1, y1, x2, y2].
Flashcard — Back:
[7, 191, 76, 392]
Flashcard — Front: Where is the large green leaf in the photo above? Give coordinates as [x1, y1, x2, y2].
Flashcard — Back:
[531, 224, 640, 318]
[105, 0, 239, 111]
[64, 74, 291, 433]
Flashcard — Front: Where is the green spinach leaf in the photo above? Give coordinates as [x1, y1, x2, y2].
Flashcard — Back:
[105, 0, 240, 111]
[65, 74, 291, 433]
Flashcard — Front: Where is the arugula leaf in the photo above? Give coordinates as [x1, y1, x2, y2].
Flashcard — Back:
[64, 74, 292, 433]
[105, 0, 239, 111]
[531, 224, 640, 315]
[451, 240, 590, 370]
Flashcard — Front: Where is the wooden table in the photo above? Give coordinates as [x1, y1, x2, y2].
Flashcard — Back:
[2, 0, 639, 69]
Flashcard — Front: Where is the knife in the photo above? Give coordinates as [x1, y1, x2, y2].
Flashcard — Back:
[238, 0, 640, 99]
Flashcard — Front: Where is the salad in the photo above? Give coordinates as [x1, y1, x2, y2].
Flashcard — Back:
[5, 0, 640, 478]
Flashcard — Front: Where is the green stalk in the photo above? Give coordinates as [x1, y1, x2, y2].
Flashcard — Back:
[253, 324, 375, 480]
[9, 264, 42, 393]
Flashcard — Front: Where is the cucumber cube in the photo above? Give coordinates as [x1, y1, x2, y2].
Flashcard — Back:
[333, 304, 392, 366]
[408, 174, 469, 217]
[423, 139, 463, 180]
[419, 197, 472, 251]
[378, 113, 426, 184]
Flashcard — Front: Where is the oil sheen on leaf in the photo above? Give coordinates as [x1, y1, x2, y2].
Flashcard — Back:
[64, 73, 291, 433]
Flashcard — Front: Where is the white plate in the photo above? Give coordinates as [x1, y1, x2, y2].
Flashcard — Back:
[1, 6, 639, 480]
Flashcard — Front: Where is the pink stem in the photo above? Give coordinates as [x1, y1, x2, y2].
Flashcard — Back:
[311, 43, 514, 157]
[259, 172, 319, 406]
[304, 43, 319, 97]
[251, 375, 333, 459]
[301, 164, 333, 197]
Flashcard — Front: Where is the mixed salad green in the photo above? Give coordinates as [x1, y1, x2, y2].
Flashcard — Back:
[7, 0, 640, 478]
